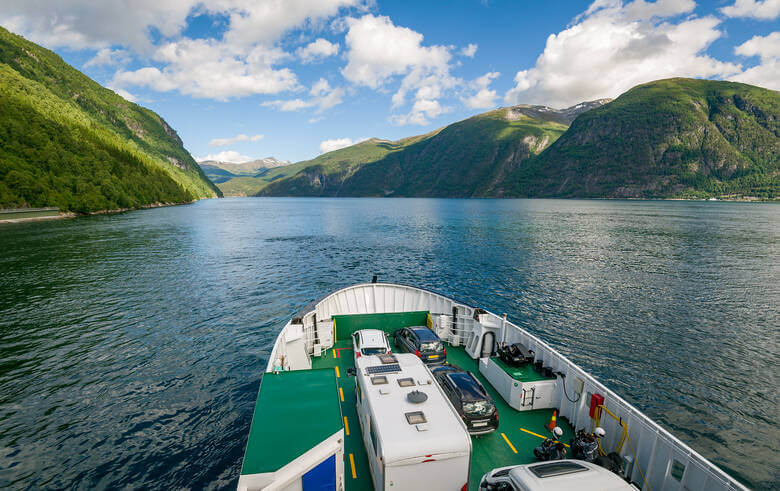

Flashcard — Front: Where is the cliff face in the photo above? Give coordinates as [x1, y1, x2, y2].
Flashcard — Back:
[0, 26, 220, 213]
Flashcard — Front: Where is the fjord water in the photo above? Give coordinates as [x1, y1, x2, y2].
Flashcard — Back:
[0, 198, 778, 489]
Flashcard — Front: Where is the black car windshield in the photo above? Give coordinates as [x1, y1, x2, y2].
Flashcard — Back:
[448, 373, 487, 400]
[362, 347, 387, 355]
[420, 341, 443, 352]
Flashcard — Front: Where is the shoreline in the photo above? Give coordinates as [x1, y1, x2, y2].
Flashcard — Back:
[0, 200, 200, 225]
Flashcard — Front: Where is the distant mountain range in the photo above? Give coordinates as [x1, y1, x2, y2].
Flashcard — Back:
[198, 157, 290, 184]
[217, 100, 611, 197]
[0, 26, 220, 213]
[220, 78, 776, 200]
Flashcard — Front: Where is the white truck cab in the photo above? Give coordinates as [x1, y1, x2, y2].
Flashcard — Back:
[479, 460, 638, 491]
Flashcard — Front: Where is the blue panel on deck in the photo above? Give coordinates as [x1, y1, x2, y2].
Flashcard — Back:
[302, 454, 336, 491]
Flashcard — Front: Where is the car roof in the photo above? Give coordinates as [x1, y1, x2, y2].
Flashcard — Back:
[446, 372, 488, 401]
[356, 329, 387, 347]
[408, 326, 440, 341]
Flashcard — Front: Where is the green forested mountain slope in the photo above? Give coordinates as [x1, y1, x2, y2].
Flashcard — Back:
[0, 27, 220, 213]
[250, 78, 777, 199]
[254, 104, 594, 197]
[510, 78, 779, 198]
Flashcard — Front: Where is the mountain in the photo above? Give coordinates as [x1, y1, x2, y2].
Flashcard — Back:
[509, 78, 780, 199]
[250, 100, 608, 197]
[0, 27, 220, 213]
[199, 157, 290, 184]
[252, 78, 777, 199]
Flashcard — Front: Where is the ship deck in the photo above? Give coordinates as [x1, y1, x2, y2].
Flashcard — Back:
[311, 340, 575, 491]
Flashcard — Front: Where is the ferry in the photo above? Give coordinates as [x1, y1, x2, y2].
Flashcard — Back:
[238, 281, 746, 491]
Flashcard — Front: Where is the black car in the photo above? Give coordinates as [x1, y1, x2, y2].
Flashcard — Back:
[431, 364, 498, 435]
[393, 326, 446, 365]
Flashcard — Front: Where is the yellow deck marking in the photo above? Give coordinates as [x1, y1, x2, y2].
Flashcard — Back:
[344, 416, 350, 435]
[339, 387, 344, 402]
[335, 366, 340, 378]
[520, 428, 571, 447]
[334, 320, 337, 341]
[501, 433, 518, 454]
[333, 349, 336, 358]
[349, 453, 357, 479]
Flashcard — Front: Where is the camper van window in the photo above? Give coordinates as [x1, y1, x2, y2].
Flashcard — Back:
[405, 411, 427, 424]
[397, 377, 415, 387]
[371, 375, 388, 385]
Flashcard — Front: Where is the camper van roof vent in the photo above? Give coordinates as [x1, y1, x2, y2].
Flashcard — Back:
[406, 390, 428, 404]
[377, 354, 397, 364]
[405, 411, 427, 424]
[371, 375, 388, 385]
[397, 377, 415, 387]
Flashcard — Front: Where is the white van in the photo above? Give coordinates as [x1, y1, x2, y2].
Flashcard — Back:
[355, 353, 472, 491]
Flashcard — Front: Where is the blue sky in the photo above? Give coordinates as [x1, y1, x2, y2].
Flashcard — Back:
[1, 0, 778, 163]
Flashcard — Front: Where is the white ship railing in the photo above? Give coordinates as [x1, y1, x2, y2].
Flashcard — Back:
[265, 282, 747, 491]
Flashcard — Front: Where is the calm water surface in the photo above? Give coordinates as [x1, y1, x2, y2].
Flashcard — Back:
[0, 198, 778, 489]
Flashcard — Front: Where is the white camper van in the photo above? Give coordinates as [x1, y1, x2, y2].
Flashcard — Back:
[355, 353, 472, 491]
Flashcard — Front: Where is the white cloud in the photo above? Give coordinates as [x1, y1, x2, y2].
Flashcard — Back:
[2, 1, 361, 100]
[734, 31, 780, 61]
[464, 71, 500, 109]
[504, 0, 741, 108]
[262, 78, 345, 112]
[197, 150, 254, 163]
[84, 48, 130, 68]
[297, 38, 340, 63]
[108, 86, 137, 102]
[342, 14, 459, 125]
[0, 1, 196, 51]
[209, 133, 264, 146]
[342, 14, 452, 88]
[720, 0, 780, 20]
[112, 39, 301, 100]
[319, 137, 355, 153]
[730, 32, 780, 89]
[460, 43, 478, 57]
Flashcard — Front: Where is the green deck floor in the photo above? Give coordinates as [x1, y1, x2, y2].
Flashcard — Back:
[311, 340, 374, 491]
[311, 341, 574, 491]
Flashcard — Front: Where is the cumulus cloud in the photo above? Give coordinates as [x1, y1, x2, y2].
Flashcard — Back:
[460, 43, 478, 57]
[2, 0, 361, 100]
[262, 78, 345, 112]
[297, 38, 340, 63]
[730, 32, 780, 89]
[108, 86, 137, 102]
[112, 38, 301, 100]
[720, 0, 780, 20]
[209, 133, 264, 146]
[464, 71, 500, 109]
[734, 31, 780, 60]
[197, 150, 254, 163]
[319, 137, 355, 153]
[84, 48, 130, 68]
[504, 0, 742, 108]
[343, 14, 461, 125]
